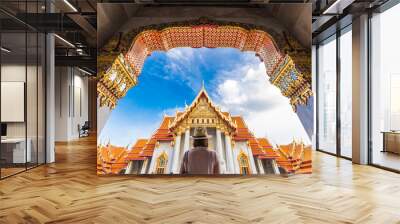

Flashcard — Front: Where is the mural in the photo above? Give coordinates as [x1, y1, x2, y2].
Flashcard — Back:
[97, 13, 312, 176]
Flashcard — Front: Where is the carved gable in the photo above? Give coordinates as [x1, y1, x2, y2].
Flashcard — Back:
[169, 88, 236, 134]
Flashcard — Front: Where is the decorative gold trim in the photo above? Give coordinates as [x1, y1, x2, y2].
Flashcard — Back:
[237, 150, 251, 175]
[169, 87, 237, 134]
[97, 54, 138, 109]
[155, 152, 168, 174]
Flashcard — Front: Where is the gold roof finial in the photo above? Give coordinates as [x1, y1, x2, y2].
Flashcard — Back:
[201, 80, 205, 90]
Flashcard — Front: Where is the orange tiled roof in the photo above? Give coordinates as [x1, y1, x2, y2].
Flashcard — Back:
[275, 141, 312, 174]
[232, 116, 253, 140]
[97, 144, 129, 174]
[140, 116, 175, 157]
[231, 116, 280, 159]
[125, 139, 148, 161]
[257, 138, 280, 159]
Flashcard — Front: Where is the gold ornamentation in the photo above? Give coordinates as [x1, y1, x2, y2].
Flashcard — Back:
[238, 150, 251, 175]
[169, 88, 236, 135]
[155, 152, 168, 174]
[270, 55, 313, 111]
[97, 54, 138, 109]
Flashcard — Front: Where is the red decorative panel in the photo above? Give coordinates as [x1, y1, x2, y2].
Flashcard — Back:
[203, 26, 247, 49]
[140, 30, 164, 52]
[124, 25, 283, 78]
[242, 30, 265, 52]
[256, 36, 281, 75]
[126, 36, 150, 76]
[161, 27, 203, 50]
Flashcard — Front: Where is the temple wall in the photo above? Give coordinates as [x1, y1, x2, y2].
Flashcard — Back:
[148, 141, 173, 174]
[232, 141, 257, 174]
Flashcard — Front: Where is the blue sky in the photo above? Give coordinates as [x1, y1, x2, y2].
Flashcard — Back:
[99, 47, 310, 147]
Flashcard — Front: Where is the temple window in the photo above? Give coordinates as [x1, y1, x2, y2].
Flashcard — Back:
[238, 152, 250, 175]
[155, 152, 168, 174]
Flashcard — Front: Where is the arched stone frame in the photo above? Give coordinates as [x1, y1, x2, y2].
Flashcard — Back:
[237, 150, 251, 175]
[98, 18, 313, 138]
[155, 152, 168, 174]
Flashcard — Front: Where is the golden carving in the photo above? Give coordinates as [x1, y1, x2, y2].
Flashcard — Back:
[169, 88, 236, 135]
[97, 54, 138, 108]
[270, 55, 313, 111]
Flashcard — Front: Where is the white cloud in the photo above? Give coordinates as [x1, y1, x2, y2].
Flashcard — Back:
[211, 61, 310, 145]
[166, 47, 195, 62]
[213, 63, 282, 115]
[163, 48, 204, 92]
[160, 106, 185, 117]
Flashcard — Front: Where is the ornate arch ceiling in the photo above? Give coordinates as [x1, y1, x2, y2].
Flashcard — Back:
[97, 18, 311, 111]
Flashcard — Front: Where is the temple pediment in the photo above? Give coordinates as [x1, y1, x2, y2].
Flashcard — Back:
[169, 87, 236, 134]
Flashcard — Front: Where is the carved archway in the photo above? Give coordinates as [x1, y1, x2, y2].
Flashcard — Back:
[97, 18, 313, 137]
[238, 151, 251, 175]
[155, 152, 168, 174]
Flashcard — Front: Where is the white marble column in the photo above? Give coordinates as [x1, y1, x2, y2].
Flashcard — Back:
[125, 161, 133, 174]
[224, 134, 235, 174]
[232, 149, 240, 174]
[246, 147, 257, 175]
[171, 134, 182, 174]
[183, 129, 190, 153]
[216, 129, 226, 174]
[272, 160, 280, 174]
[140, 159, 148, 174]
[257, 158, 265, 175]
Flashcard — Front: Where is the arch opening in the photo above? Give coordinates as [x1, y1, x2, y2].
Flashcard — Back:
[97, 18, 313, 138]
[98, 19, 311, 110]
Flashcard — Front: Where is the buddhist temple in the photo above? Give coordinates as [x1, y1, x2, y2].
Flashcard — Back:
[96, 86, 312, 175]
[97, 144, 129, 175]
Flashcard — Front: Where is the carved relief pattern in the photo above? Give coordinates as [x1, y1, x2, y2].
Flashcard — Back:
[169, 91, 237, 135]
[161, 26, 203, 50]
[270, 55, 312, 111]
[203, 26, 246, 49]
[97, 54, 138, 108]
